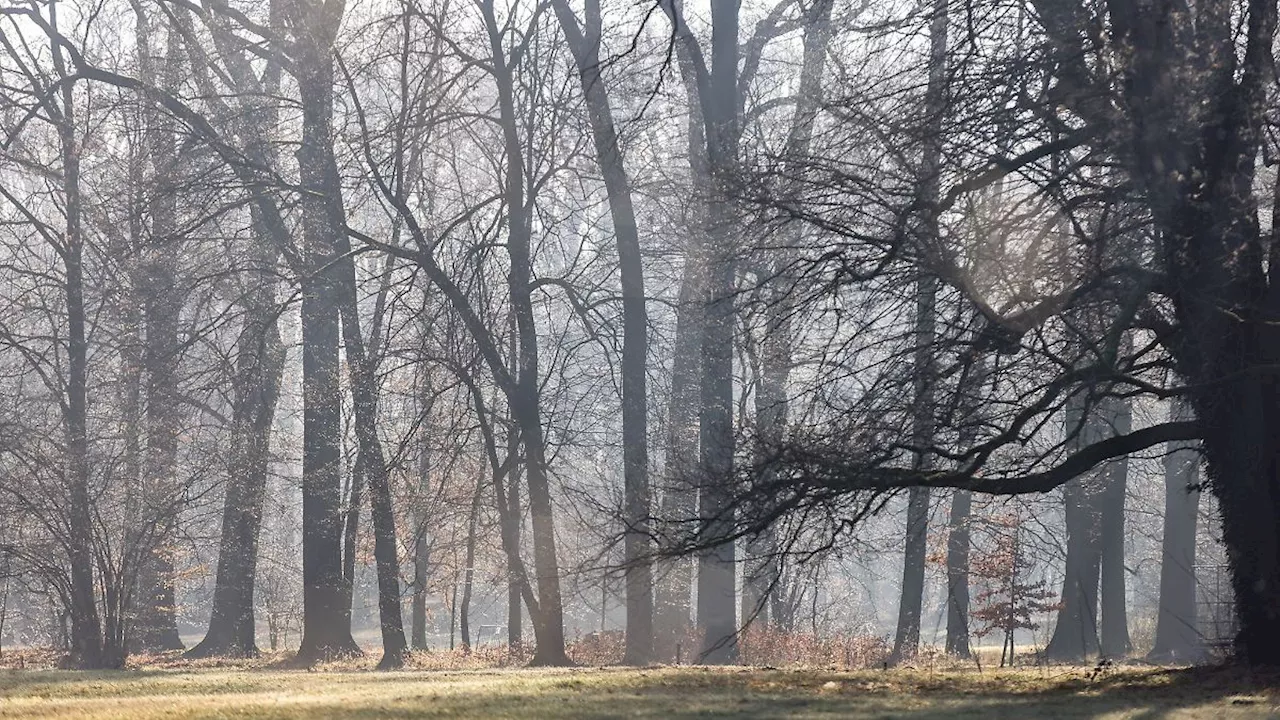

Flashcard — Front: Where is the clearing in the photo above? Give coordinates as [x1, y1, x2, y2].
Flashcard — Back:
[0, 663, 1276, 718]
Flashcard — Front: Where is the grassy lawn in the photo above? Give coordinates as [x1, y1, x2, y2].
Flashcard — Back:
[0, 664, 1276, 718]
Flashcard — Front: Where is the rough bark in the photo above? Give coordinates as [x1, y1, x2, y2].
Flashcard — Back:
[290, 0, 361, 662]
[1024, 0, 1278, 667]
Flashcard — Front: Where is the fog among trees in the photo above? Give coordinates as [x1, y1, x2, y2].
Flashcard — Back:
[0, 0, 1270, 671]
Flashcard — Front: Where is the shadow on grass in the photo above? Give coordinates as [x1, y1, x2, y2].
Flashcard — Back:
[0, 664, 1276, 718]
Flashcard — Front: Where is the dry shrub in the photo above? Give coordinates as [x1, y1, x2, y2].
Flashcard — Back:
[566, 630, 625, 666]
[0, 647, 63, 670]
[738, 627, 891, 669]
[405, 643, 532, 670]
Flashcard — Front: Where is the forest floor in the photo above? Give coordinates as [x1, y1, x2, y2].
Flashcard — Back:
[0, 661, 1277, 719]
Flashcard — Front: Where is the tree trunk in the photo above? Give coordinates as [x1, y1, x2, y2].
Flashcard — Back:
[507, 442, 523, 653]
[652, 22, 712, 662]
[945, 489, 972, 657]
[1149, 398, 1202, 662]
[480, 0, 569, 664]
[188, 284, 283, 658]
[335, 244, 408, 670]
[890, 0, 946, 665]
[55, 41, 107, 670]
[1045, 393, 1103, 661]
[291, 2, 361, 662]
[459, 476, 483, 654]
[892, 485, 932, 662]
[695, 0, 742, 666]
[412, 382, 432, 652]
[743, 0, 836, 637]
[184, 0, 286, 661]
[653, 233, 702, 661]
[891, 275, 939, 664]
[549, 0, 652, 665]
[1099, 396, 1132, 658]
[132, 11, 184, 654]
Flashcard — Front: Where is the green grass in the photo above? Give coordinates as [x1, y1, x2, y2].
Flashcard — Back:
[0, 664, 1276, 718]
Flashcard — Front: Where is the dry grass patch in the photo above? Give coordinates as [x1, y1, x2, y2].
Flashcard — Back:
[0, 663, 1275, 718]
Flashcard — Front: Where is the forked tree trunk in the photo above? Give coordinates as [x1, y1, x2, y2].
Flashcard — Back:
[335, 241, 408, 669]
[184, 0, 286, 660]
[480, 0, 569, 664]
[653, 25, 711, 662]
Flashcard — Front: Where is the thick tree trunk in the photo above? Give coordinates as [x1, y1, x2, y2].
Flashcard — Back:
[891, 0, 946, 665]
[652, 25, 712, 662]
[1194, 370, 1280, 666]
[1099, 397, 1132, 658]
[892, 486, 931, 662]
[1046, 476, 1103, 661]
[1149, 399, 1202, 662]
[653, 238, 702, 661]
[133, 16, 184, 654]
[891, 272, 939, 664]
[693, 0, 743, 667]
[292, 4, 361, 662]
[184, 0, 286, 661]
[188, 289, 283, 658]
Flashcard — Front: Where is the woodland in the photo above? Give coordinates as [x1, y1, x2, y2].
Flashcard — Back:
[0, 0, 1271, 680]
